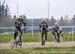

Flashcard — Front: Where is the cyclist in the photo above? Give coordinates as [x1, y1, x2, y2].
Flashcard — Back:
[51, 23, 63, 42]
[40, 20, 48, 45]
[14, 16, 26, 47]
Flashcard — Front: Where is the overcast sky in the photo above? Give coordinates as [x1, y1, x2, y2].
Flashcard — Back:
[1, 0, 75, 19]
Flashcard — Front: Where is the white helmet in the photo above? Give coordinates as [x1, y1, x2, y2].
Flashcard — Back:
[54, 22, 59, 27]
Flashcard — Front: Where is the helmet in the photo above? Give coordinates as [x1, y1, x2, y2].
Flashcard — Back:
[54, 22, 59, 27]
[55, 22, 58, 25]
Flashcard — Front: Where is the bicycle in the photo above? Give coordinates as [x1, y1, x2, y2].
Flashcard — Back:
[12, 31, 22, 48]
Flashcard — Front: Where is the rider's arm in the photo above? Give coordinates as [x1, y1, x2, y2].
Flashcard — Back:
[39, 24, 42, 32]
[21, 19, 26, 32]
[59, 29, 63, 37]
[21, 19, 26, 26]
[46, 22, 48, 28]
[14, 20, 18, 26]
[46, 23, 48, 31]
[51, 28, 55, 35]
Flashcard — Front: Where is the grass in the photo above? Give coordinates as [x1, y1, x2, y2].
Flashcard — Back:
[0, 33, 75, 43]
[0, 47, 75, 54]
[0, 33, 75, 54]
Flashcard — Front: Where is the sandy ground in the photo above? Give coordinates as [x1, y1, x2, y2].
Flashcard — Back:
[0, 42, 75, 49]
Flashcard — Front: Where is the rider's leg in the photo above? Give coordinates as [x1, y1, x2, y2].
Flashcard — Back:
[18, 29, 22, 47]
[57, 33, 60, 43]
[14, 31, 18, 40]
[14, 31, 18, 48]
[14, 27, 20, 48]
[18, 27, 22, 42]
[53, 33, 56, 40]
[41, 33, 44, 45]
[45, 33, 47, 40]
[19, 35, 22, 42]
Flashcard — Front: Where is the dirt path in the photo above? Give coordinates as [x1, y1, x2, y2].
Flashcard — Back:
[0, 42, 75, 49]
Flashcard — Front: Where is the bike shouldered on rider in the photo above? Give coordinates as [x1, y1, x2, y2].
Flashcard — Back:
[51, 22, 63, 42]
[13, 15, 26, 48]
[40, 21, 63, 44]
